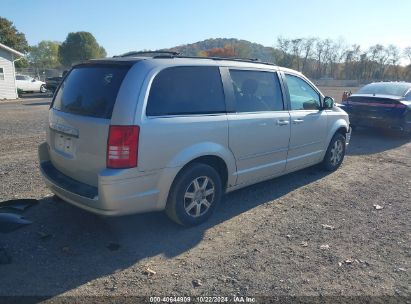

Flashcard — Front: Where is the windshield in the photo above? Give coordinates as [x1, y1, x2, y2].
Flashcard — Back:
[357, 83, 411, 97]
[52, 64, 130, 119]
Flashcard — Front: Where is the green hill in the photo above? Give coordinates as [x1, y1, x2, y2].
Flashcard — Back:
[165, 38, 279, 63]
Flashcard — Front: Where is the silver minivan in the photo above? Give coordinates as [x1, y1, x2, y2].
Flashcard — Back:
[39, 55, 351, 225]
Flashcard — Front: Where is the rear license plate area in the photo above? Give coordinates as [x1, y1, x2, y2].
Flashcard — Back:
[55, 134, 75, 156]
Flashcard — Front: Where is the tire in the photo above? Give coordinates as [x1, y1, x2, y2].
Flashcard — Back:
[166, 163, 222, 226]
[40, 85, 47, 93]
[322, 133, 346, 171]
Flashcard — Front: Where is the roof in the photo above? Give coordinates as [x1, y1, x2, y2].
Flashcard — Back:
[0, 42, 25, 57]
[87, 55, 300, 75]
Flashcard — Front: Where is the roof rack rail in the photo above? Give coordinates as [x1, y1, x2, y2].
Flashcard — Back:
[172, 55, 259, 62]
[113, 52, 277, 67]
[113, 50, 181, 58]
[213, 57, 260, 62]
[169, 55, 278, 67]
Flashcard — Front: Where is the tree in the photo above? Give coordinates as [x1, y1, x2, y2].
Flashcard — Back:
[403, 46, 411, 63]
[301, 38, 316, 74]
[0, 17, 29, 53]
[0, 16, 30, 67]
[233, 41, 252, 59]
[199, 44, 237, 58]
[367, 44, 388, 80]
[59, 31, 106, 67]
[28, 41, 61, 68]
[386, 44, 401, 80]
[276, 36, 293, 68]
[290, 38, 303, 71]
[314, 39, 326, 78]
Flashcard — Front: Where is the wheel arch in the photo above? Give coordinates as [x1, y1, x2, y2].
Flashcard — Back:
[321, 119, 349, 160]
[162, 154, 230, 224]
[155, 143, 237, 211]
[176, 155, 229, 190]
[165, 142, 237, 188]
[328, 119, 349, 142]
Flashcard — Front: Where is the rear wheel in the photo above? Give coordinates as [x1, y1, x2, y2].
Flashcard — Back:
[322, 133, 346, 171]
[166, 163, 222, 226]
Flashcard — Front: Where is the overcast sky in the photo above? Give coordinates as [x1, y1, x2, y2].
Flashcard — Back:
[2, 0, 411, 59]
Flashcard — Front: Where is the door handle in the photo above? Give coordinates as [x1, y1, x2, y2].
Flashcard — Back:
[277, 120, 290, 126]
[292, 119, 304, 124]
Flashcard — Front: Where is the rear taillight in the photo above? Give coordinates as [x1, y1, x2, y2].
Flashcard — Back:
[107, 125, 139, 169]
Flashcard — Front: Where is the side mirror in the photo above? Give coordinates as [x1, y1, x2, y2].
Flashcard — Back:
[323, 96, 334, 109]
[31, 79, 36, 82]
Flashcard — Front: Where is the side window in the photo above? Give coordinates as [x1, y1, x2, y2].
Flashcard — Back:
[146, 66, 225, 116]
[229, 70, 284, 112]
[405, 91, 411, 101]
[285, 74, 321, 110]
[16, 75, 24, 80]
[0, 68, 4, 80]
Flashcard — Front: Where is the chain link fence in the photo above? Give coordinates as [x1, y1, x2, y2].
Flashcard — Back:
[15, 68, 64, 81]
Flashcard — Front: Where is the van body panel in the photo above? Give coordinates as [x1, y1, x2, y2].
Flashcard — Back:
[39, 57, 350, 217]
[286, 110, 328, 171]
[227, 111, 291, 185]
[138, 115, 231, 171]
[47, 109, 110, 187]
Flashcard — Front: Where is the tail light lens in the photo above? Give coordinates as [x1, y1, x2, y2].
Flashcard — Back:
[107, 125, 139, 169]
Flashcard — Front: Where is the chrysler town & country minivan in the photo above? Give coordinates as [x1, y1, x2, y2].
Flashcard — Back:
[38, 54, 351, 225]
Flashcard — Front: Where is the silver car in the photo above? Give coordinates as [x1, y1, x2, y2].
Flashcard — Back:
[38, 55, 351, 226]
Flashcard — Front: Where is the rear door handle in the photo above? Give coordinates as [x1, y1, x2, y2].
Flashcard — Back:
[292, 119, 304, 124]
[277, 120, 290, 126]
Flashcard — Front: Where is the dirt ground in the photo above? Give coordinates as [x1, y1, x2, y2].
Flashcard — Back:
[0, 94, 409, 303]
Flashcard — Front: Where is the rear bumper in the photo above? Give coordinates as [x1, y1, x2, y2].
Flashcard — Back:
[350, 116, 411, 132]
[38, 142, 179, 216]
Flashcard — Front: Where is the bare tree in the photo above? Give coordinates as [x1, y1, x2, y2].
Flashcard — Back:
[314, 39, 326, 78]
[290, 38, 303, 71]
[276, 36, 293, 67]
[386, 44, 401, 80]
[367, 44, 387, 80]
[344, 44, 361, 80]
[274, 36, 411, 81]
[301, 38, 316, 74]
[403, 46, 411, 63]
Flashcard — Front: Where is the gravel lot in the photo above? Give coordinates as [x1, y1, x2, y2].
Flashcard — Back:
[0, 92, 410, 302]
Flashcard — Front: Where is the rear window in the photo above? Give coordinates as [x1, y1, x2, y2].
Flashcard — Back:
[52, 64, 130, 119]
[146, 66, 225, 116]
[357, 83, 411, 97]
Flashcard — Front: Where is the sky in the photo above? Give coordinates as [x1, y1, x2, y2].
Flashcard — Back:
[1, 0, 411, 57]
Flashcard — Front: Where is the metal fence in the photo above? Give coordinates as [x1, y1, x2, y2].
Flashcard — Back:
[313, 79, 362, 87]
[15, 68, 63, 81]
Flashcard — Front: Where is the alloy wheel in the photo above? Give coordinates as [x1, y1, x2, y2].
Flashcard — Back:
[183, 176, 215, 218]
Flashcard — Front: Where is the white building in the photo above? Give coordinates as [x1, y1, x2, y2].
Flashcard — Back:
[0, 42, 24, 99]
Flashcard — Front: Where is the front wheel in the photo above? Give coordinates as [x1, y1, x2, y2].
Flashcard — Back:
[322, 133, 346, 171]
[166, 163, 222, 226]
[40, 85, 47, 93]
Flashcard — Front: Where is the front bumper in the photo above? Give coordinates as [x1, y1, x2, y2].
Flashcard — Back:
[38, 142, 178, 216]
